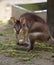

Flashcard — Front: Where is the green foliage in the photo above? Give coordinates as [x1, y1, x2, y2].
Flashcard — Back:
[18, 2, 47, 11]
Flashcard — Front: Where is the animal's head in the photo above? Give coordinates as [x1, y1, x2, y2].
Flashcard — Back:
[10, 17, 27, 34]
[10, 17, 21, 33]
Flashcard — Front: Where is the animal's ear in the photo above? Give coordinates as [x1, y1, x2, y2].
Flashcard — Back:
[20, 17, 26, 24]
[10, 17, 17, 23]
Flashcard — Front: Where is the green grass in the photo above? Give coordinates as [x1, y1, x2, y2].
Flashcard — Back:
[34, 42, 53, 51]
[0, 42, 35, 61]
[0, 49, 35, 61]
[0, 41, 54, 61]
[0, 33, 4, 36]
[0, 20, 8, 24]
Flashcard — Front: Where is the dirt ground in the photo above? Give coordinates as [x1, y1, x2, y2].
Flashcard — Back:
[0, 23, 54, 65]
[0, 53, 54, 65]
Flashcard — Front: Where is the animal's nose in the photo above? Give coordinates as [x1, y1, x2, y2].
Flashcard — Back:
[16, 31, 19, 34]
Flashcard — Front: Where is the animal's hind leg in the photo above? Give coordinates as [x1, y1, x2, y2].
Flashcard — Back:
[28, 40, 34, 50]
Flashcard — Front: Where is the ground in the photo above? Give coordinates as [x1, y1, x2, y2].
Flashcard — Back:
[0, 22, 54, 65]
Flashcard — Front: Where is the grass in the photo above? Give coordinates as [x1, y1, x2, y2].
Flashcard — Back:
[34, 42, 53, 51]
[0, 42, 35, 61]
[0, 20, 8, 24]
[0, 41, 54, 61]
[0, 33, 4, 36]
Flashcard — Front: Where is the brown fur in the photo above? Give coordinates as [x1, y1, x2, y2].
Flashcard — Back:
[19, 13, 54, 50]
[10, 13, 54, 51]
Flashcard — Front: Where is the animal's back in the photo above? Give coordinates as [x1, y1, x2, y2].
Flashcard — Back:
[20, 13, 45, 23]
